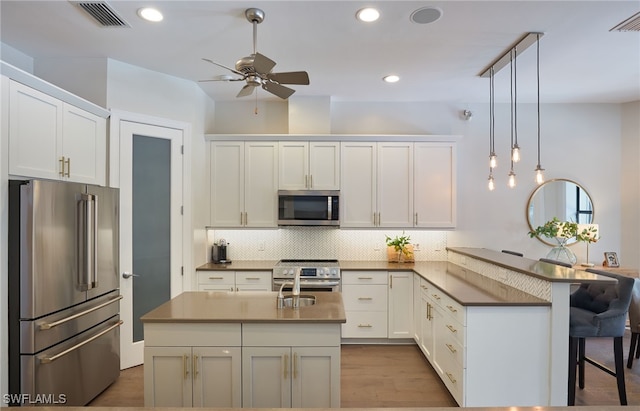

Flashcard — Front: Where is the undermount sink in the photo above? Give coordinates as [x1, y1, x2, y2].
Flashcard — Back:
[280, 294, 316, 308]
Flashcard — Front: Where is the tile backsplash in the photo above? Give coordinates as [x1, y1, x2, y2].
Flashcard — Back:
[207, 227, 448, 261]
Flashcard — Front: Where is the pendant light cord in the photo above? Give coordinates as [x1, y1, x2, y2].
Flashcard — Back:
[536, 34, 541, 167]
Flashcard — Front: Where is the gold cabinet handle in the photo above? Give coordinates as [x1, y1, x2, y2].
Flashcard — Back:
[65, 158, 70, 177]
[432, 294, 441, 301]
[358, 297, 373, 301]
[390, 274, 393, 289]
[446, 305, 458, 313]
[358, 277, 373, 280]
[245, 277, 261, 281]
[446, 324, 457, 333]
[310, 175, 313, 188]
[293, 352, 298, 379]
[193, 354, 199, 376]
[209, 276, 224, 280]
[446, 343, 457, 354]
[446, 372, 457, 384]
[183, 354, 189, 379]
[59, 157, 65, 176]
[357, 324, 372, 328]
[284, 354, 289, 380]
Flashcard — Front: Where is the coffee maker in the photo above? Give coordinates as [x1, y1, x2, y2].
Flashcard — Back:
[212, 239, 231, 264]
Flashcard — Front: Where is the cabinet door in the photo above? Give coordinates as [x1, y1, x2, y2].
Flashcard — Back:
[62, 103, 106, 185]
[377, 142, 414, 227]
[340, 142, 377, 227]
[8, 80, 63, 180]
[279, 141, 308, 189]
[388, 271, 414, 338]
[413, 274, 422, 343]
[235, 271, 272, 291]
[144, 346, 192, 407]
[210, 142, 244, 226]
[242, 346, 292, 408]
[245, 141, 278, 227]
[192, 347, 242, 407]
[308, 142, 340, 190]
[414, 142, 456, 228]
[291, 346, 340, 408]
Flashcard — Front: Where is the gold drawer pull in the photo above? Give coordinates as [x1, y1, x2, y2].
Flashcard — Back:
[432, 294, 441, 300]
[446, 324, 457, 333]
[446, 372, 457, 384]
[358, 297, 373, 301]
[358, 324, 372, 328]
[208, 276, 224, 280]
[245, 277, 261, 280]
[447, 305, 458, 313]
[446, 343, 457, 354]
[358, 277, 373, 280]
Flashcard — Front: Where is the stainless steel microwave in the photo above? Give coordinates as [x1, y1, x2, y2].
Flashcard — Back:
[277, 190, 340, 226]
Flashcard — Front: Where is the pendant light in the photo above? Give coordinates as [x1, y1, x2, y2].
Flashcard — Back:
[508, 49, 517, 188]
[511, 46, 521, 163]
[534, 33, 545, 184]
[488, 66, 497, 171]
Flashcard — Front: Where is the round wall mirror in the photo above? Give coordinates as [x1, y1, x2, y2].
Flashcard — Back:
[526, 179, 594, 246]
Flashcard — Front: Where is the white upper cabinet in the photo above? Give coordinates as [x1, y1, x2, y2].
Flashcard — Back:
[341, 142, 414, 227]
[7, 80, 106, 185]
[414, 142, 456, 228]
[210, 141, 278, 227]
[279, 141, 340, 190]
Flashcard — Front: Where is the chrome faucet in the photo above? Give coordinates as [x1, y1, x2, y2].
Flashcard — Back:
[292, 267, 301, 297]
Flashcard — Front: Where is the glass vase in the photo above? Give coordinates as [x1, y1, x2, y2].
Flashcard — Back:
[546, 238, 577, 265]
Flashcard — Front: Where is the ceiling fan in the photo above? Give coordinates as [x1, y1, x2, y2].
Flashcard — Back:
[201, 8, 310, 100]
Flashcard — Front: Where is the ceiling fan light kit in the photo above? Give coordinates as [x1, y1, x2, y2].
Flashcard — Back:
[200, 7, 309, 101]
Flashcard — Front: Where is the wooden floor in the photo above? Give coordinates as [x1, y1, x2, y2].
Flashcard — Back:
[89, 332, 640, 407]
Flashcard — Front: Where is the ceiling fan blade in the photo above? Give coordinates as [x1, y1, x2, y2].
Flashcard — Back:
[198, 75, 245, 83]
[262, 82, 296, 99]
[202, 58, 245, 77]
[236, 84, 257, 98]
[266, 71, 310, 85]
[253, 52, 277, 74]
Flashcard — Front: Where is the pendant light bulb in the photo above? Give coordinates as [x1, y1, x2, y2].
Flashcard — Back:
[488, 173, 495, 191]
[508, 171, 516, 188]
[535, 165, 545, 185]
[489, 153, 497, 169]
[511, 144, 521, 163]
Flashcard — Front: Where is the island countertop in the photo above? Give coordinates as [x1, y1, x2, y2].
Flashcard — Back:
[139, 291, 346, 324]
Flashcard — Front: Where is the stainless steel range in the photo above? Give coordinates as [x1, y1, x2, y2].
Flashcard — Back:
[272, 259, 341, 292]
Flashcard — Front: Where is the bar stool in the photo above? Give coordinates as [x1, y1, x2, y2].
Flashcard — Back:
[568, 271, 634, 406]
[626, 278, 640, 368]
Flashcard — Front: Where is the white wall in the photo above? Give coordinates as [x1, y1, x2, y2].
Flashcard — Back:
[621, 101, 640, 270]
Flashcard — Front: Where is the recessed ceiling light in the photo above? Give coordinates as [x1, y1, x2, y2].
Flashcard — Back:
[383, 75, 400, 83]
[138, 7, 163, 22]
[356, 8, 380, 23]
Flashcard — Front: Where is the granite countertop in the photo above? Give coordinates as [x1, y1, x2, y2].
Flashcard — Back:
[140, 291, 346, 324]
[448, 247, 617, 284]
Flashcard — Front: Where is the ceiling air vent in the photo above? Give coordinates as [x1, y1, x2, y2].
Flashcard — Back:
[610, 11, 640, 32]
[72, 1, 130, 27]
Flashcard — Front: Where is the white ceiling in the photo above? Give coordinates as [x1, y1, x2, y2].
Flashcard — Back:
[1, 0, 639, 104]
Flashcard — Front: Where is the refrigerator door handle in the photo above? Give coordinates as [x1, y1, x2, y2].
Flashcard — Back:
[77, 193, 98, 291]
[38, 295, 123, 330]
[39, 320, 123, 364]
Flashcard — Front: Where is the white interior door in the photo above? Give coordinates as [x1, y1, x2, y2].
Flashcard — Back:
[118, 120, 183, 368]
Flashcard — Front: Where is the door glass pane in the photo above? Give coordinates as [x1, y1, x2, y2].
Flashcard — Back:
[132, 134, 171, 342]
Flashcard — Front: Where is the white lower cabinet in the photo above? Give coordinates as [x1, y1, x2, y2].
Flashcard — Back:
[197, 270, 271, 292]
[242, 323, 341, 408]
[341, 271, 388, 338]
[144, 323, 242, 407]
[388, 271, 413, 338]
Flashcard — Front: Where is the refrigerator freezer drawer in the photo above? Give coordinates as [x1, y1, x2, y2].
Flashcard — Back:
[18, 316, 121, 406]
[20, 290, 121, 354]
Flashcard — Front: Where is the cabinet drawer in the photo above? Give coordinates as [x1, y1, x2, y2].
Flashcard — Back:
[235, 271, 271, 286]
[342, 271, 388, 285]
[197, 271, 235, 285]
[438, 327, 465, 368]
[342, 311, 387, 338]
[438, 348, 464, 406]
[439, 314, 465, 346]
[342, 284, 388, 311]
[438, 292, 466, 326]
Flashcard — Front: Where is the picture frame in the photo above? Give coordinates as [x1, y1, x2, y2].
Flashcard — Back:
[603, 251, 620, 268]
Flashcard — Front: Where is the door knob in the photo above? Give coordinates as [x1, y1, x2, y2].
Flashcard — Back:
[122, 272, 139, 279]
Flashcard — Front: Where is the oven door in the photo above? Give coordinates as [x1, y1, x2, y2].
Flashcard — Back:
[272, 278, 341, 292]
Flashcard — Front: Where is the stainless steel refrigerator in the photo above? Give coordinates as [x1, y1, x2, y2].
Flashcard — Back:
[8, 179, 121, 406]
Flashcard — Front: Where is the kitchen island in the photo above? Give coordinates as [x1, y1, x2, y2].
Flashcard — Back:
[140, 291, 346, 408]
